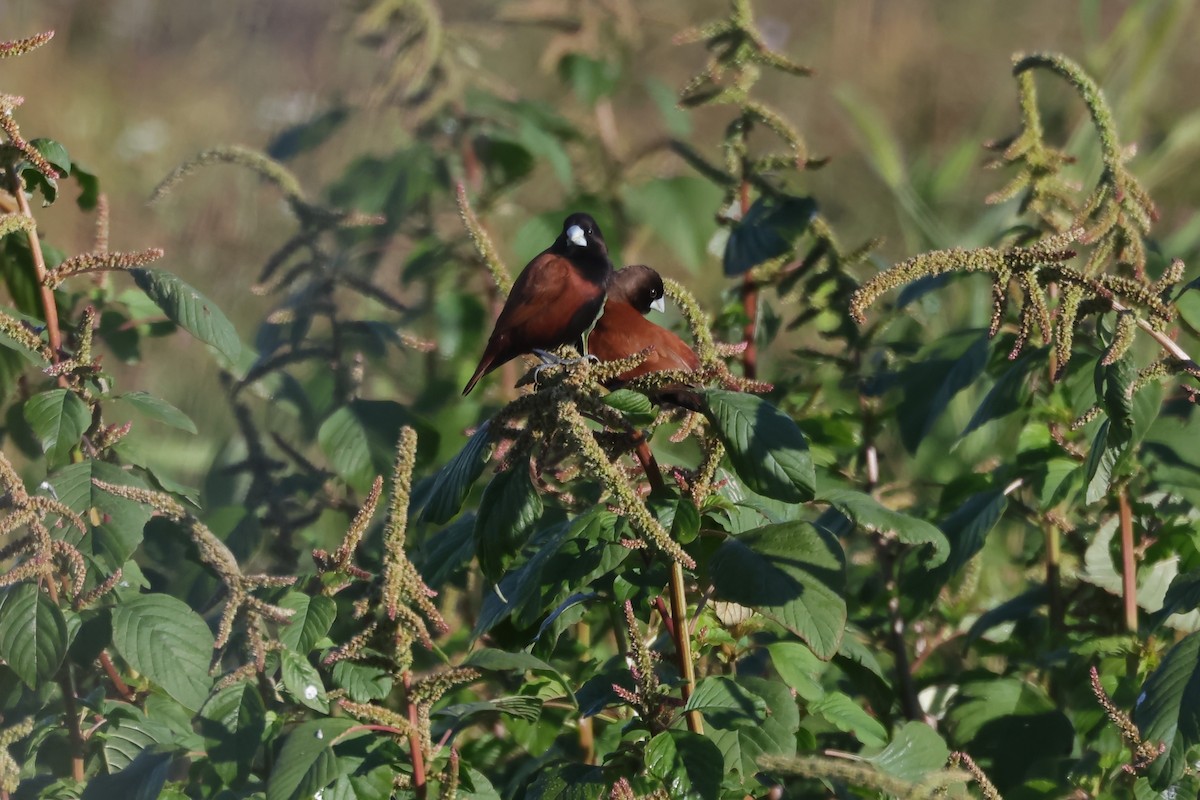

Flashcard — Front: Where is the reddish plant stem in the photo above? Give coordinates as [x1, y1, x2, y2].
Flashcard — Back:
[403, 671, 427, 799]
[738, 180, 758, 379]
[8, 168, 62, 361]
[630, 434, 703, 734]
[99, 651, 135, 702]
[1118, 490, 1138, 633]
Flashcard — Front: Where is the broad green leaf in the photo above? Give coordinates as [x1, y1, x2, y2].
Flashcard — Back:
[865, 721, 950, 783]
[23, 388, 90, 466]
[115, 391, 197, 434]
[684, 676, 767, 727]
[766, 641, 826, 702]
[81, 750, 171, 800]
[131, 268, 241, 362]
[278, 593, 336, 654]
[895, 332, 989, 453]
[702, 390, 815, 503]
[474, 465, 544, 581]
[905, 490, 1008, 607]
[649, 489, 701, 546]
[0, 303, 48, 364]
[946, 677, 1073, 789]
[434, 696, 545, 726]
[0, 583, 69, 688]
[21, 138, 69, 205]
[558, 53, 620, 105]
[111, 594, 214, 710]
[318, 399, 435, 491]
[692, 676, 799, 777]
[1134, 631, 1200, 788]
[622, 177, 722, 272]
[1156, 570, 1200, 628]
[602, 389, 657, 426]
[709, 521, 846, 659]
[48, 460, 152, 569]
[723, 195, 817, 277]
[200, 682, 267, 786]
[525, 762, 607, 800]
[962, 350, 1040, 435]
[266, 718, 359, 800]
[464, 649, 570, 704]
[645, 730, 723, 800]
[1084, 418, 1131, 503]
[809, 691, 888, 747]
[101, 712, 178, 773]
[819, 488, 948, 566]
[281, 650, 328, 712]
[421, 420, 492, 524]
[331, 660, 393, 702]
[267, 105, 350, 160]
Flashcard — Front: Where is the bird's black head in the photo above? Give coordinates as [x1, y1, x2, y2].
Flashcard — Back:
[555, 213, 611, 275]
[610, 264, 666, 315]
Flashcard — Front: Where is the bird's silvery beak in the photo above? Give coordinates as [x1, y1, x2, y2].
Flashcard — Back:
[650, 297, 666, 313]
[567, 225, 587, 247]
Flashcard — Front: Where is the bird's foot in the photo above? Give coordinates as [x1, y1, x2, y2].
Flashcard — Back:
[531, 350, 598, 383]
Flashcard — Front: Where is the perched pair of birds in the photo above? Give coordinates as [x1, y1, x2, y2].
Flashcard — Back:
[462, 213, 700, 400]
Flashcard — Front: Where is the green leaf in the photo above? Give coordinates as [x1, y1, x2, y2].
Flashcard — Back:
[199, 682, 266, 786]
[1134, 631, 1200, 788]
[100, 711, 178, 773]
[691, 677, 798, 777]
[111, 594, 214, 710]
[464, 649, 571, 704]
[864, 721, 950, 783]
[21, 138, 70, 205]
[962, 351, 1040, 436]
[434, 696, 545, 726]
[649, 489, 701, 546]
[318, 399, 435, 491]
[0, 583, 69, 688]
[710, 521, 846, 659]
[809, 691, 888, 747]
[23, 388, 90, 467]
[622, 177, 722, 272]
[421, 421, 492, 525]
[905, 490, 1007, 607]
[645, 730, 723, 800]
[895, 332, 990, 453]
[525, 762, 606, 800]
[819, 488, 949, 567]
[0, 303, 48, 364]
[558, 53, 620, 105]
[684, 676, 767, 726]
[131, 268, 241, 362]
[266, 718, 359, 800]
[766, 641, 826, 702]
[1155, 570, 1200, 628]
[946, 678, 1073, 789]
[281, 650, 328, 712]
[474, 465, 544, 581]
[602, 389, 658, 426]
[48, 460, 152, 569]
[331, 660, 393, 702]
[1084, 418, 1131, 503]
[81, 750, 171, 800]
[278, 593, 336, 654]
[702, 390, 815, 503]
[723, 195, 817, 277]
[114, 391, 197, 434]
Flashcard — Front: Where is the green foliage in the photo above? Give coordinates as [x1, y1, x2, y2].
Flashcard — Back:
[4, 4, 1200, 799]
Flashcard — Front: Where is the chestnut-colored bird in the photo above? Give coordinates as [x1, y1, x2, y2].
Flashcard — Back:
[588, 264, 702, 408]
[463, 213, 614, 396]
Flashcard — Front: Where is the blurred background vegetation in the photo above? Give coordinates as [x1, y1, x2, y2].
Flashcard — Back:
[5, 0, 1200, 474]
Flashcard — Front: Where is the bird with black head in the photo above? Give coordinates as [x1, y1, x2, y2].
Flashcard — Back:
[463, 212, 613, 396]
